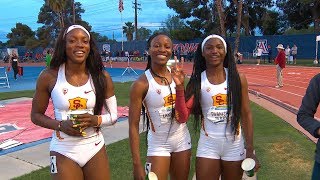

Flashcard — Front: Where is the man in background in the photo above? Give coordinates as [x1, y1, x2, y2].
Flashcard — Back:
[297, 74, 320, 180]
[268, 45, 272, 63]
[291, 44, 298, 64]
[45, 50, 52, 68]
[285, 45, 291, 64]
[274, 44, 285, 88]
[256, 46, 263, 65]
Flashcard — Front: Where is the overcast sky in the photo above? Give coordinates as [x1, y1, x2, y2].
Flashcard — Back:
[0, 0, 176, 42]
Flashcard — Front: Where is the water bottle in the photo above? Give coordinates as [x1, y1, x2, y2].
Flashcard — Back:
[145, 172, 158, 180]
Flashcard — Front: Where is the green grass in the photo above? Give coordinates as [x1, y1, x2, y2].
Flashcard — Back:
[0, 90, 35, 100]
[0, 82, 132, 106]
[4, 82, 314, 180]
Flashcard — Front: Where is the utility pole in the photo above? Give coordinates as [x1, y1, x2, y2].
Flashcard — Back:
[133, 0, 141, 40]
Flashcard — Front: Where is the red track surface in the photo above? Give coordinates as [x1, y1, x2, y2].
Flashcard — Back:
[237, 64, 320, 118]
[109, 62, 320, 118]
[1, 61, 318, 144]
[2, 61, 319, 118]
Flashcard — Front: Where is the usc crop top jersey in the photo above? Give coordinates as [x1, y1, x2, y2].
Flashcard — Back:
[143, 69, 188, 135]
[200, 68, 241, 138]
[51, 63, 98, 142]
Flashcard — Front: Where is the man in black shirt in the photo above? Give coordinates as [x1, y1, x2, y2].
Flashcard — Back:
[297, 74, 320, 180]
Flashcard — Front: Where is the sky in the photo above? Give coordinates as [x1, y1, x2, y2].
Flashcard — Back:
[0, 0, 176, 42]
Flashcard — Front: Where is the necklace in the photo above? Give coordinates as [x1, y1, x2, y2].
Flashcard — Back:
[150, 68, 168, 85]
[150, 68, 175, 120]
[66, 68, 81, 87]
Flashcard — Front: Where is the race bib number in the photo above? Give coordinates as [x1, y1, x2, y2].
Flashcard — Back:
[50, 156, 57, 174]
[206, 106, 227, 124]
[158, 106, 173, 124]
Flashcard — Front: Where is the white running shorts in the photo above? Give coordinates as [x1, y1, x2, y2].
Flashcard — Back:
[147, 128, 191, 157]
[196, 133, 245, 161]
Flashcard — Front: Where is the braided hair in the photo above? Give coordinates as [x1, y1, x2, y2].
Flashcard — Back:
[142, 32, 175, 136]
[185, 35, 242, 136]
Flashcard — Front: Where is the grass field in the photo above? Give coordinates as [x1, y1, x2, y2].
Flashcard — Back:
[1, 82, 315, 180]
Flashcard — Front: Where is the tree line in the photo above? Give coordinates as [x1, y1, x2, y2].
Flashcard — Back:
[0, 0, 319, 53]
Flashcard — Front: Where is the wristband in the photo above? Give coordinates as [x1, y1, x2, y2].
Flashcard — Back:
[96, 115, 102, 127]
[57, 121, 62, 131]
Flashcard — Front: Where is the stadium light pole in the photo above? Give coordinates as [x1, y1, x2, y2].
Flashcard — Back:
[133, 0, 141, 40]
[119, 0, 124, 51]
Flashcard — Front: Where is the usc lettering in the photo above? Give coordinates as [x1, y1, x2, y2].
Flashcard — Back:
[163, 94, 176, 107]
[212, 93, 227, 107]
[68, 97, 88, 110]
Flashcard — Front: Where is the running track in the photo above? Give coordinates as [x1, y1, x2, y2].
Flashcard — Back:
[108, 62, 320, 119]
[2, 62, 320, 118]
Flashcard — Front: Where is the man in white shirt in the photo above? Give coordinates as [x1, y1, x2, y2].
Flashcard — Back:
[285, 45, 291, 64]
[291, 44, 298, 64]
[256, 47, 263, 65]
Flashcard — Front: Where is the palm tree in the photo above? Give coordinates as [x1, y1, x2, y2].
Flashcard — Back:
[216, 0, 226, 37]
[234, 0, 243, 55]
[123, 22, 135, 41]
[47, 0, 67, 28]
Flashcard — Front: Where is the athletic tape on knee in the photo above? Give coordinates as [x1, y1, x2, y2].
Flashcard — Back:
[101, 95, 118, 126]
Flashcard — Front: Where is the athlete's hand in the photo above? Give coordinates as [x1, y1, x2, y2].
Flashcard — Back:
[133, 164, 146, 180]
[246, 152, 261, 172]
[75, 113, 98, 130]
[170, 56, 185, 86]
[59, 120, 83, 136]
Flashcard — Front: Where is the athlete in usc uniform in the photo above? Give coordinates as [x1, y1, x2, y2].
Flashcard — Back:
[129, 32, 191, 180]
[175, 34, 260, 180]
[31, 25, 117, 180]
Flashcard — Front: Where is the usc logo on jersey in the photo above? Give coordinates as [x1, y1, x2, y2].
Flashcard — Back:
[163, 94, 176, 107]
[68, 97, 88, 110]
[212, 93, 227, 107]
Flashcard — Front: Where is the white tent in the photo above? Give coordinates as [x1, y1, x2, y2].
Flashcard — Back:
[316, 35, 320, 61]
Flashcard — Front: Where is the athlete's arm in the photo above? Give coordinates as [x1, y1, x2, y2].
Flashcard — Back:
[175, 86, 193, 123]
[129, 76, 148, 180]
[171, 63, 193, 123]
[239, 73, 260, 171]
[101, 71, 118, 126]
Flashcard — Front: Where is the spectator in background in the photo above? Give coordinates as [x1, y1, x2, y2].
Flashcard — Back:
[25, 51, 30, 62]
[187, 51, 193, 62]
[3, 54, 9, 63]
[125, 51, 129, 58]
[297, 74, 320, 180]
[285, 45, 291, 64]
[143, 50, 148, 61]
[256, 46, 263, 65]
[275, 44, 286, 88]
[291, 44, 298, 64]
[268, 45, 272, 63]
[45, 50, 52, 67]
[9, 51, 19, 80]
[236, 52, 243, 64]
